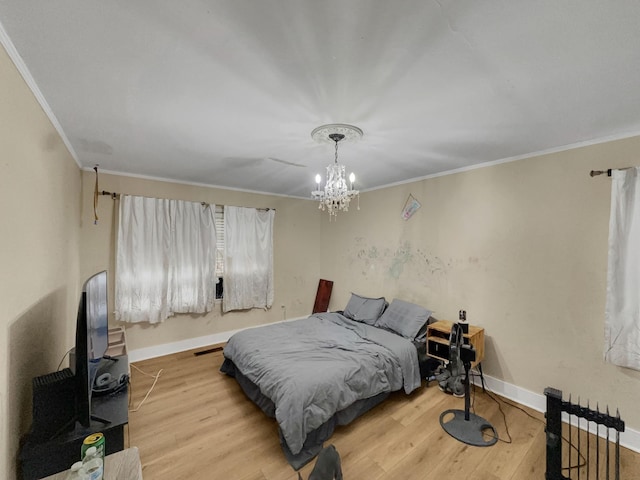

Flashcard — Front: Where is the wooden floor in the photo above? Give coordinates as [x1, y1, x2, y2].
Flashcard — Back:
[127, 347, 640, 480]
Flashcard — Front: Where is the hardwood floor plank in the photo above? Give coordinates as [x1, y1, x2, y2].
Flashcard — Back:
[466, 393, 544, 479]
[509, 428, 548, 480]
[127, 347, 640, 479]
[380, 427, 461, 479]
[367, 392, 451, 472]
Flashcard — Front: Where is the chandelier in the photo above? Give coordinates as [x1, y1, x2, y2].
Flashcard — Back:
[311, 124, 362, 219]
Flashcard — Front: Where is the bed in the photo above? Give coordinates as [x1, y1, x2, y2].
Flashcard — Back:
[220, 294, 438, 469]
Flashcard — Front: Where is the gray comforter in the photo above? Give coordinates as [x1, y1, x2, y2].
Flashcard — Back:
[222, 312, 421, 455]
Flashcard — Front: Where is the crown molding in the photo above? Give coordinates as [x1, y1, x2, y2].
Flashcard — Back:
[0, 19, 80, 167]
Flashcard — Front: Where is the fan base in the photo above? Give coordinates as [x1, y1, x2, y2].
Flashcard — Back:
[439, 409, 498, 447]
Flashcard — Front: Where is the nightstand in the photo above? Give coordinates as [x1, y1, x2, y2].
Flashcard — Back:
[426, 320, 486, 389]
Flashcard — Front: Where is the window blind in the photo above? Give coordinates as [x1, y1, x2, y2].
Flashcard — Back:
[215, 205, 224, 278]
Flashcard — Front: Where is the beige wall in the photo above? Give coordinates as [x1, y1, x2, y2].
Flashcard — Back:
[0, 44, 82, 479]
[319, 136, 640, 432]
[79, 172, 322, 352]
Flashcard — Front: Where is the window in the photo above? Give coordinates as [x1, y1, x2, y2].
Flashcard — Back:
[604, 167, 640, 371]
[222, 206, 274, 312]
[115, 196, 218, 323]
[215, 205, 224, 299]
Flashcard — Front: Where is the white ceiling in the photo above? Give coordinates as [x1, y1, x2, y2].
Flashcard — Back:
[2, 1, 640, 198]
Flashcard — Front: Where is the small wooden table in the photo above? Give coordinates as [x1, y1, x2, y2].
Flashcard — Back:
[426, 320, 486, 389]
[40, 447, 143, 480]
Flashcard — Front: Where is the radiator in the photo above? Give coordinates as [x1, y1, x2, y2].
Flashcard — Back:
[545, 387, 625, 480]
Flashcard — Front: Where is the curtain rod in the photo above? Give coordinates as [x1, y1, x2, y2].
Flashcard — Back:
[99, 190, 119, 199]
[590, 167, 632, 177]
[93, 166, 275, 212]
[98, 190, 274, 211]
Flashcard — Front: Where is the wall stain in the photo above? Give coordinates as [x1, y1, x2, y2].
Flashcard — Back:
[346, 239, 487, 289]
[389, 241, 413, 279]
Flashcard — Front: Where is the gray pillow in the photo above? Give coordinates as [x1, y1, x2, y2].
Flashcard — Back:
[343, 293, 387, 325]
[376, 299, 432, 339]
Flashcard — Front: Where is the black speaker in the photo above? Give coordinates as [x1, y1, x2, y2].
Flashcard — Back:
[31, 368, 76, 439]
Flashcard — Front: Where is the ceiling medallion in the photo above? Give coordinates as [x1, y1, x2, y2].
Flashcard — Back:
[311, 123, 363, 144]
[311, 124, 362, 220]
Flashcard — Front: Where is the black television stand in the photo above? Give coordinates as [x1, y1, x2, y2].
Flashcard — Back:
[91, 414, 111, 424]
[19, 354, 129, 480]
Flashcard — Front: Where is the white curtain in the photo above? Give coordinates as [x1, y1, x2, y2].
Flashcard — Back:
[115, 195, 217, 324]
[604, 167, 640, 370]
[223, 206, 275, 313]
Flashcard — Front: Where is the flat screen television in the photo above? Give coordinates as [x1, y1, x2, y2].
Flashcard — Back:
[29, 271, 110, 440]
[75, 270, 109, 427]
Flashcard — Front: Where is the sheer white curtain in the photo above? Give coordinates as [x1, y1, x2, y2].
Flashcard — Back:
[115, 195, 217, 324]
[223, 206, 275, 313]
[604, 167, 640, 370]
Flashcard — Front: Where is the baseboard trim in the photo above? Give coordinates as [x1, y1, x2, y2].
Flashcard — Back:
[475, 373, 640, 453]
[128, 316, 307, 363]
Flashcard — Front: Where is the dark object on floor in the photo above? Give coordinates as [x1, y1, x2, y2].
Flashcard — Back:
[298, 445, 343, 480]
[193, 346, 223, 356]
[420, 355, 441, 380]
[545, 387, 625, 480]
